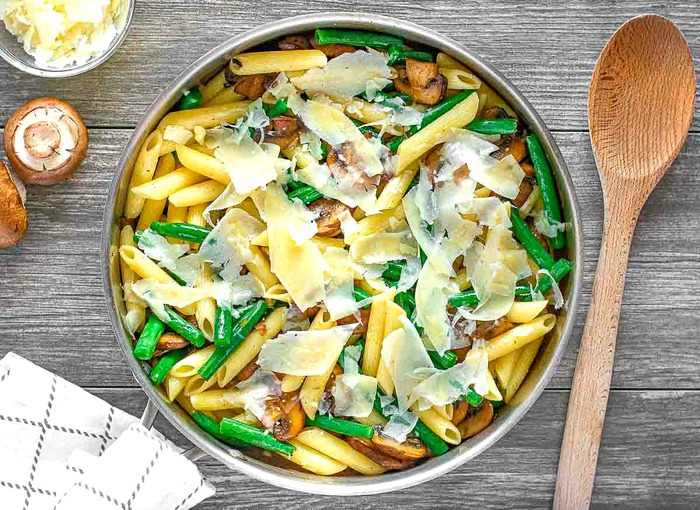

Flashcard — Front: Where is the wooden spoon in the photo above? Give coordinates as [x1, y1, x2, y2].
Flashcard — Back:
[554, 15, 695, 509]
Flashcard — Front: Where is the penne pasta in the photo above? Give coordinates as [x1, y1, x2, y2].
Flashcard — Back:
[506, 300, 549, 323]
[119, 225, 146, 334]
[171, 345, 217, 378]
[362, 299, 386, 377]
[396, 92, 479, 172]
[196, 264, 217, 341]
[175, 144, 230, 184]
[131, 167, 207, 201]
[230, 50, 327, 75]
[200, 69, 227, 104]
[375, 162, 420, 211]
[158, 101, 250, 131]
[190, 388, 246, 411]
[299, 307, 338, 418]
[184, 374, 219, 396]
[136, 154, 177, 232]
[355, 409, 388, 428]
[206, 87, 246, 107]
[281, 374, 305, 392]
[376, 301, 406, 394]
[295, 428, 386, 476]
[487, 314, 556, 361]
[441, 67, 482, 90]
[125, 130, 163, 219]
[119, 245, 177, 285]
[503, 337, 543, 403]
[412, 404, 462, 445]
[166, 374, 188, 402]
[245, 246, 279, 290]
[263, 283, 292, 304]
[169, 179, 227, 208]
[285, 439, 348, 476]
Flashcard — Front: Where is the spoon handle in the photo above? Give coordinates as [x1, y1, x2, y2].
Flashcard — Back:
[554, 206, 639, 509]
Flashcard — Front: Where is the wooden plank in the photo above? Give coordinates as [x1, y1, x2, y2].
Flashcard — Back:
[0, 0, 697, 131]
[0, 129, 697, 388]
[91, 387, 700, 509]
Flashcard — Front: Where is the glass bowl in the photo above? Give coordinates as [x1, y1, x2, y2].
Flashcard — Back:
[0, 0, 135, 78]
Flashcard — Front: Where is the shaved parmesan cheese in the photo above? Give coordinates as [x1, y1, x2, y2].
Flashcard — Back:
[264, 184, 327, 311]
[536, 268, 565, 309]
[350, 231, 419, 265]
[533, 209, 566, 238]
[172, 254, 201, 287]
[380, 316, 433, 412]
[381, 408, 419, 443]
[299, 129, 324, 161]
[412, 339, 490, 410]
[332, 372, 377, 418]
[206, 275, 265, 309]
[124, 310, 142, 336]
[258, 324, 356, 376]
[287, 198, 318, 245]
[415, 260, 458, 355]
[214, 133, 279, 194]
[463, 196, 512, 227]
[132, 279, 207, 321]
[441, 130, 525, 200]
[323, 247, 358, 321]
[137, 228, 189, 272]
[297, 162, 379, 213]
[202, 183, 249, 226]
[235, 370, 282, 421]
[267, 73, 297, 100]
[163, 125, 193, 145]
[290, 50, 392, 101]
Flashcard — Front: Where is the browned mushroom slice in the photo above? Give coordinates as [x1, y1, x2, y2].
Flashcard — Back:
[264, 116, 301, 150]
[0, 161, 28, 248]
[451, 399, 469, 425]
[371, 433, 427, 461]
[520, 161, 536, 178]
[394, 58, 447, 106]
[4, 97, 88, 185]
[152, 332, 190, 357]
[482, 106, 510, 120]
[493, 134, 527, 162]
[512, 177, 535, 208]
[453, 317, 514, 361]
[336, 307, 371, 336]
[272, 392, 305, 442]
[306, 197, 350, 237]
[526, 217, 549, 250]
[457, 400, 494, 439]
[326, 143, 380, 192]
[346, 436, 418, 471]
[422, 144, 443, 187]
[278, 35, 312, 50]
[312, 43, 357, 58]
[233, 74, 275, 100]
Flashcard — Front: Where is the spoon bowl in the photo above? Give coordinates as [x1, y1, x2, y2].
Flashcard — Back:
[555, 14, 695, 509]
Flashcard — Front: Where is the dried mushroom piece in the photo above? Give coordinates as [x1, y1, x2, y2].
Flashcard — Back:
[0, 161, 28, 248]
[4, 97, 88, 185]
[394, 58, 447, 105]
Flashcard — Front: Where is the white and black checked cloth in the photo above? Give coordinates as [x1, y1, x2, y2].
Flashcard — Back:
[0, 352, 215, 510]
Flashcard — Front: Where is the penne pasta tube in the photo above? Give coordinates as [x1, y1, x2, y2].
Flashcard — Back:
[282, 146, 317, 169]
[131, 167, 207, 201]
[506, 300, 549, 323]
[206, 87, 246, 106]
[281, 374, 305, 392]
[230, 50, 327, 75]
[125, 130, 163, 219]
[200, 69, 227, 104]
[441, 67, 482, 90]
[245, 246, 279, 290]
[174, 393, 196, 414]
[190, 388, 246, 411]
[160, 139, 176, 156]
[433, 404, 454, 421]
[355, 409, 388, 427]
[486, 314, 556, 361]
[299, 307, 338, 418]
[176, 144, 230, 184]
[165, 374, 188, 402]
[196, 264, 217, 341]
[436, 52, 466, 70]
[158, 101, 250, 131]
[184, 374, 219, 396]
[166, 203, 188, 224]
[396, 92, 479, 172]
[483, 369, 504, 403]
[171, 345, 217, 378]
[295, 428, 386, 476]
[119, 225, 146, 334]
[169, 180, 226, 208]
[375, 162, 420, 211]
[346, 205, 406, 244]
[263, 283, 292, 304]
[136, 154, 177, 231]
[492, 348, 520, 389]
[504, 337, 543, 403]
[285, 439, 348, 476]
[230, 410, 261, 427]
[362, 299, 386, 377]
[376, 301, 406, 394]
[412, 404, 462, 445]
[217, 307, 286, 386]
[119, 245, 176, 285]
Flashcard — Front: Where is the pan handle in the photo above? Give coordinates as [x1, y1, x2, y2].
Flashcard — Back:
[140, 398, 208, 461]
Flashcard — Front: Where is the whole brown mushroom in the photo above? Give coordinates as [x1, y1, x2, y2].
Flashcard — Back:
[4, 97, 88, 185]
[0, 161, 28, 248]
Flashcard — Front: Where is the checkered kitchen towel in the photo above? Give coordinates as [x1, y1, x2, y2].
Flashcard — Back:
[0, 352, 215, 509]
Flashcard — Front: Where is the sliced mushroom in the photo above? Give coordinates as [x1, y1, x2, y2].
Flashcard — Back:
[233, 74, 275, 100]
[453, 317, 514, 361]
[326, 142, 379, 192]
[263, 116, 301, 150]
[278, 34, 312, 50]
[451, 399, 469, 425]
[0, 161, 28, 248]
[512, 177, 536, 208]
[372, 432, 427, 461]
[493, 134, 527, 162]
[306, 197, 350, 237]
[310, 38, 357, 58]
[394, 58, 447, 105]
[262, 391, 305, 441]
[520, 161, 536, 178]
[482, 106, 510, 120]
[422, 144, 443, 187]
[4, 97, 88, 185]
[526, 217, 549, 250]
[152, 332, 189, 358]
[457, 400, 494, 439]
[346, 436, 417, 471]
[336, 307, 371, 336]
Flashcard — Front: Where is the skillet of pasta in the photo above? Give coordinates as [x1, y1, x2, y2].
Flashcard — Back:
[118, 28, 571, 476]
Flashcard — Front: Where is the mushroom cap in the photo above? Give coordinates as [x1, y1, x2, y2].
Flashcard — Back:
[0, 161, 28, 248]
[3, 97, 88, 186]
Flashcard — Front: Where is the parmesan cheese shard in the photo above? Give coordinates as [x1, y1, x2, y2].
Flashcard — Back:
[322, 247, 358, 321]
[264, 184, 327, 311]
[414, 259, 458, 355]
[257, 324, 356, 376]
[132, 279, 208, 321]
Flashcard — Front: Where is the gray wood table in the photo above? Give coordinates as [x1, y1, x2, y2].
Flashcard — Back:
[1, 1, 698, 508]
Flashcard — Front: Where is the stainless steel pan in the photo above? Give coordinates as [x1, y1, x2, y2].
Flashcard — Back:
[102, 12, 583, 495]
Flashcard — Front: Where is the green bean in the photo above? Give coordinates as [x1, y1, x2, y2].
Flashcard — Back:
[133, 314, 166, 360]
[198, 301, 269, 381]
[219, 418, 295, 456]
[466, 117, 518, 135]
[462, 387, 484, 408]
[394, 291, 416, 317]
[387, 47, 434, 66]
[286, 179, 306, 191]
[213, 307, 233, 348]
[164, 268, 188, 287]
[306, 414, 375, 439]
[150, 348, 188, 385]
[287, 185, 323, 205]
[526, 134, 566, 250]
[264, 98, 288, 117]
[510, 207, 555, 270]
[353, 286, 372, 306]
[190, 411, 245, 447]
[412, 420, 450, 456]
[176, 90, 203, 110]
[351, 118, 377, 136]
[448, 257, 572, 307]
[382, 260, 405, 283]
[163, 307, 207, 347]
[135, 222, 211, 244]
[314, 28, 404, 50]
[428, 349, 458, 370]
[490, 399, 506, 409]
